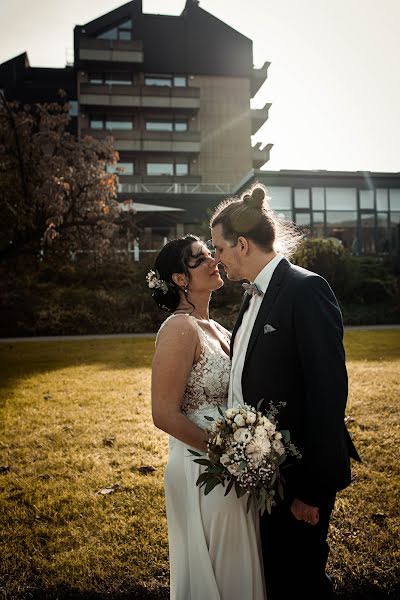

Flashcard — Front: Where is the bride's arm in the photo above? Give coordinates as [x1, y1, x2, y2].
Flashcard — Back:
[151, 316, 208, 452]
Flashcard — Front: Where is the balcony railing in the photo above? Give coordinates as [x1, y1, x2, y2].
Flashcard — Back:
[117, 181, 233, 194]
[251, 103, 271, 135]
[81, 128, 201, 153]
[78, 38, 144, 64]
[79, 83, 200, 110]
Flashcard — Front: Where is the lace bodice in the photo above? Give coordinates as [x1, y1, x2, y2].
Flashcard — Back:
[157, 314, 231, 427]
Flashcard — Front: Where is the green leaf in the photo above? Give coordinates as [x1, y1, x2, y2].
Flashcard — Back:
[257, 398, 265, 411]
[217, 406, 225, 417]
[194, 458, 212, 466]
[204, 478, 221, 495]
[235, 481, 247, 499]
[204, 415, 214, 421]
[224, 477, 235, 497]
[187, 449, 203, 457]
[277, 479, 284, 501]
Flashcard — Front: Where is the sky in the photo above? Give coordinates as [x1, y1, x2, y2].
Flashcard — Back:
[1, 0, 399, 173]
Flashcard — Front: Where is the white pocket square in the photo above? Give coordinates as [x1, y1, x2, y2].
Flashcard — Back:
[264, 324, 277, 334]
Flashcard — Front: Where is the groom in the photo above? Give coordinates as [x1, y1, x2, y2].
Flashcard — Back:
[210, 186, 360, 600]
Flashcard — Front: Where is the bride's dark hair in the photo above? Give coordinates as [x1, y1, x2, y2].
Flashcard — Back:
[151, 235, 205, 312]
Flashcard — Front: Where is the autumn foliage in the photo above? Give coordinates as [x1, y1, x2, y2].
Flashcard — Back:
[0, 94, 125, 265]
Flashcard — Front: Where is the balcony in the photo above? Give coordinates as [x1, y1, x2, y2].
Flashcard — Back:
[116, 175, 203, 194]
[252, 142, 273, 169]
[251, 102, 271, 135]
[251, 61, 270, 97]
[81, 129, 201, 153]
[78, 38, 143, 64]
[79, 83, 200, 110]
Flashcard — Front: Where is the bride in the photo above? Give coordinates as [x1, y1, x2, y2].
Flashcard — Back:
[150, 235, 266, 600]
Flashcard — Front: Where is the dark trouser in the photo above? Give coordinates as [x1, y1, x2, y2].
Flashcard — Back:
[261, 495, 336, 600]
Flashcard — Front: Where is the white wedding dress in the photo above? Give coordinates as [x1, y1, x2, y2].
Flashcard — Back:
[160, 315, 266, 600]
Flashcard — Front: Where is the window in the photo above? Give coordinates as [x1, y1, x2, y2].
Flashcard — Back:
[90, 118, 134, 130]
[145, 119, 188, 132]
[390, 189, 400, 210]
[98, 19, 133, 41]
[266, 186, 291, 210]
[326, 188, 357, 210]
[105, 120, 133, 131]
[107, 162, 134, 175]
[312, 188, 324, 210]
[360, 190, 374, 209]
[294, 189, 310, 209]
[376, 189, 388, 211]
[68, 100, 78, 117]
[89, 73, 133, 85]
[146, 161, 189, 176]
[147, 163, 174, 176]
[145, 75, 187, 87]
[326, 211, 358, 251]
[295, 213, 311, 227]
[90, 119, 103, 129]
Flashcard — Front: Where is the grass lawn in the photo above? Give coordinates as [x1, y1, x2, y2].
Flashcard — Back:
[0, 330, 399, 600]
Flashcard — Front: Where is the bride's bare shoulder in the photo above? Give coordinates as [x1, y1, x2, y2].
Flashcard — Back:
[156, 314, 198, 346]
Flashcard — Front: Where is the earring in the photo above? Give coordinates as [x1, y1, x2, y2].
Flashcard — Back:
[184, 287, 188, 294]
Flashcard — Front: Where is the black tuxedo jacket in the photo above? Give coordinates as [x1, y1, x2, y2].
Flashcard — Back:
[231, 257, 360, 507]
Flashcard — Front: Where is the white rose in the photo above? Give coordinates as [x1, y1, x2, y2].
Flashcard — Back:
[246, 412, 257, 425]
[148, 280, 156, 288]
[263, 417, 276, 434]
[274, 431, 282, 440]
[234, 414, 246, 427]
[254, 425, 268, 439]
[221, 453, 231, 467]
[233, 428, 252, 444]
[272, 439, 285, 456]
[225, 407, 239, 420]
[227, 463, 241, 476]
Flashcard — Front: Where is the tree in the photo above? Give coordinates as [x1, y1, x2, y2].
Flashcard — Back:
[0, 94, 124, 266]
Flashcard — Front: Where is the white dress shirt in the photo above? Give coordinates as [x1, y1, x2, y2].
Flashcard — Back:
[228, 254, 283, 407]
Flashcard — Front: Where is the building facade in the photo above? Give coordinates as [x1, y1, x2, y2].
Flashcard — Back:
[1, 0, 399, 255]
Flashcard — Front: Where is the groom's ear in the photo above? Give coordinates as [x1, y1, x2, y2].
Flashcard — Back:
[237, 236, 250, 255]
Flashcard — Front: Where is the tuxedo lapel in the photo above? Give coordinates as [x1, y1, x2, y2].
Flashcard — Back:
[230, 292, 250, 359]
[244, 258, 291, 365]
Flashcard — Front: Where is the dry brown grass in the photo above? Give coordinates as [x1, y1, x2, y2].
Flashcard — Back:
[0, 329, 399, 599]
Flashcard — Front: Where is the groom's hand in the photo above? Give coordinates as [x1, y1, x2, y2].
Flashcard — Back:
[290, 498, 319, 526]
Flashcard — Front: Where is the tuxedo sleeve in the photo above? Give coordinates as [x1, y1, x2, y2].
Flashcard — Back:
[289, 274, 350, 506]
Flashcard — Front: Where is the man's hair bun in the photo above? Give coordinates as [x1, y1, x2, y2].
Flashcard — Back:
[243, 186, 265, 209]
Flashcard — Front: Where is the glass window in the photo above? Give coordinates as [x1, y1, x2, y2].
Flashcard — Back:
[174, 76, 187, 87]
[68, 100, 78, 117]
[295, 213, 311, 226]
[313, 212, 324, 224]
[326, 211, 357, 251]
[359, 190, 374, 209]
[176, 163, 189, 176]
[119, 30, 131, 40]
[175, 120, 188, 132]
[90, 119, 103, 129]
[119, 20, 132, 28]
[266, 186, 291, 210]
[294, 189, 310, 209]
[326, 188, 357, 210]
[107, 162, 134, 175]
[105, 120, 133, 130]
[146, 121, 173, 132]
[312, 187, 324, 210]
[145, 76, 172, 87]
[89, 73, 103, 84]
[147, 163, 174, 176]
[376, 189, 388, 210]
[104, 73, 132, 85]
[377, 212, 388, 227]
[98, 28, 118, 40]
[390, 212, 400, 225]
[389, 189, 400, 210]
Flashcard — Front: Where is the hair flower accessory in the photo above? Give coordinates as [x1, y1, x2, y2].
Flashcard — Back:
[146, 269, 169, 294]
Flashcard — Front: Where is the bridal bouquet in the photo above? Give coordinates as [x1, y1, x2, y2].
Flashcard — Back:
[189, 402, 301, 515]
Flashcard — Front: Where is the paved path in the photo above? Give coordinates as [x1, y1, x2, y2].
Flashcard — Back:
[0, 324, 399, 343]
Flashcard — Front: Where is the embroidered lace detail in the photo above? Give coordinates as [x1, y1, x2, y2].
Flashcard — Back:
[157, 314, 231, 427]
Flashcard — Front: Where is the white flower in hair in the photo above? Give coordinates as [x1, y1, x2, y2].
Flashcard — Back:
[146, 269, 169, 294]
